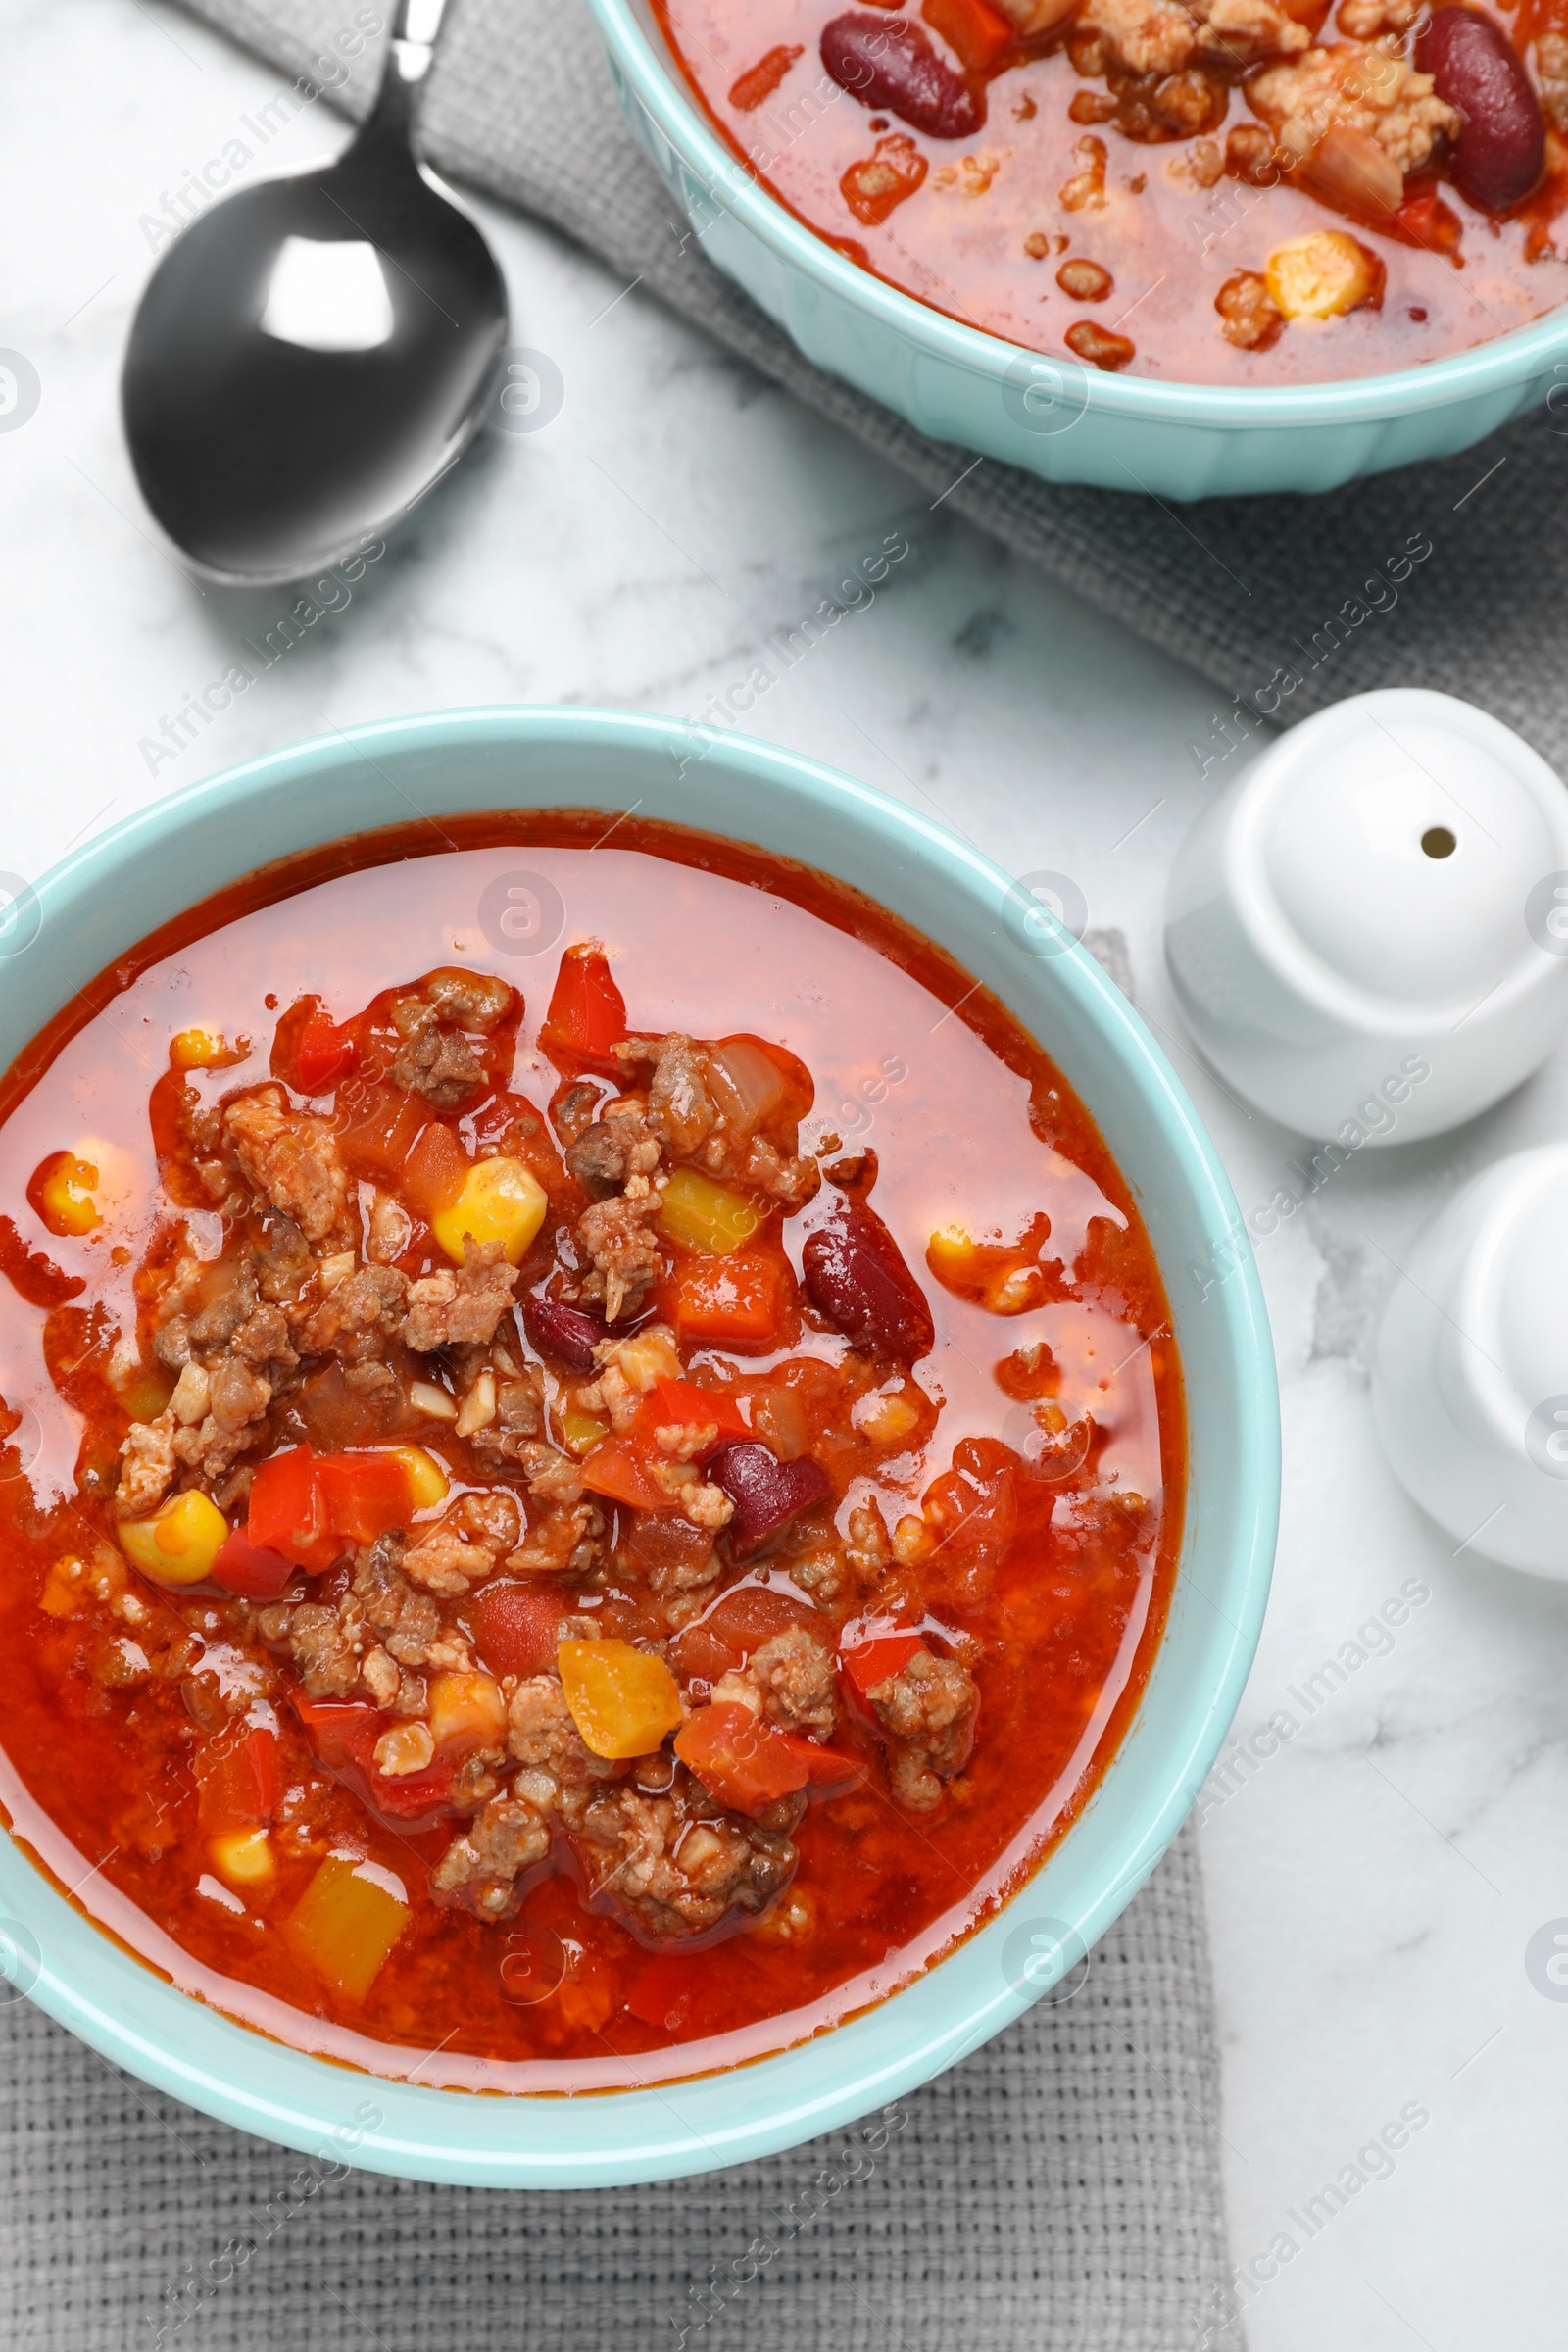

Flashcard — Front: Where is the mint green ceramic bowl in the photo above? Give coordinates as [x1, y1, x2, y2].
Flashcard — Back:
[0, 708, 1277, 2184]
[585, 0, 1568, 499]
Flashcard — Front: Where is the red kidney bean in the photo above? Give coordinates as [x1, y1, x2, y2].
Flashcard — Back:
[802, 1204, 935, 1360]
[1417, 7, 1544, 213]
[520, 1293, 606, 1374]
[820, 13, 984, 139]
[709, 1443, 834, 1561]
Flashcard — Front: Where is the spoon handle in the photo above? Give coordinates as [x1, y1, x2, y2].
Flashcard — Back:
[352, 0, 454, 164]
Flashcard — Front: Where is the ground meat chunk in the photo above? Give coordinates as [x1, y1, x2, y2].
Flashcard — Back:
[749, 1627, 837, 1740]
[1216, 270, 1284, 348]
[421, 970, 514, 1032]
[392, 1016, 486, 1110]
[254, 1213, 314, 1303]
[551, 1081, 604, 1146]
[870, 1651, 980, 1811]
[565, 1122, 637, 1199]
[231, 1303, 298, 1372]
[575, 1179, 663, 1323]
[506, 1498, 604, 1577]
[613, 1035, 718, 1159]
[300, 1263, 409, 1359]
[1539, 29, 1568, 134]
[289, 1599, 362, 1697]
[507, 1675, 623, 1784]
[402, 1492, 521, 1596]
[352, 1538, 463, 1670]
[116, 1414, 178, 1517]
[1080, 0, 1306, 76]
[402, 1239, 519, 1351]
[1249, 41, 1458, 178]
[560, 1780, 798, 1936]
[224, 1087, 351, 1245]
[1337, 0, 1420, 35]
[187, 1266, 260, 1353]
[430, 1791, 552, 1918]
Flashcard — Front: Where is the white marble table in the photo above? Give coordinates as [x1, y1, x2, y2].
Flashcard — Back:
[6, 5, 1567, 2345]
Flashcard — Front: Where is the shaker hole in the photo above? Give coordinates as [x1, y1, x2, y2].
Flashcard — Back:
[1421, 826, 1457, 859]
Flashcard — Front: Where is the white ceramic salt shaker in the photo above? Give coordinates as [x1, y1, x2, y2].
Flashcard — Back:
[1372, 1144, 1568, 1577]
[1165, 689, 1568, 1142]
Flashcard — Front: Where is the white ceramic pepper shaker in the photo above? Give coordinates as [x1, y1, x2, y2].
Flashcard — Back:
[1165, 689, 1568, 1142]
[1372, 1145, 1568, 1577]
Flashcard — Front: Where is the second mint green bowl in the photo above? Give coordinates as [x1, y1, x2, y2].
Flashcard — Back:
[585, 0, 1568, 499]
[0, 708, 1277, 2183]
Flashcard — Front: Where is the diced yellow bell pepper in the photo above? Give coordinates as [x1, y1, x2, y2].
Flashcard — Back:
[559, 1639, 684, 1760]
[119, 1489, 228, 1587]
[210, 1828, 274, 1886]
[428, 1669, 508, 1753]
[282, 1852, 410, 2003]
[119, 1367, 174, 1424]
[431, 1155, 548, 1268]
[560, 1407, 609, 1455]
[381, 1444, 450, 1512]
[660, 1166, 764, 1255]
[36, 1152, 101, 1237]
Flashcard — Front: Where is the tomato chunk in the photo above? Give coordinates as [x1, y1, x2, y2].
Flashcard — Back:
[247, 1445, 331, 1569]
[294, 1010, 357, 1093]
[470, 1579, 569, 1678]
[673, 1701, 855, 1815]
[248, 1446, 448, 1570]
[195, 1722, 278, 1833]
[578, 1436, 673, 1512]
[540, 945, 627, 1072]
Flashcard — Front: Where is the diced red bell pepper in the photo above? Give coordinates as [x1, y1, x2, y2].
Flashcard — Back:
[294, 1011, 358, 1094]
[248, 1446, 429, 1571]
[335, 1083, 427, 1186]
[673, 1700, 855, 1816]
[539, 946, 628, 1072]
[247, 1445, 335, 1571]
[211, 1525, 297, 1599]
[314, 1450, 413, 1546]
[578, 1435, 675, 1512]
[840, 1629, 927, 1700]
[628, 1378, 749, 1459]
[921, 0, 1012, 70]
[195, 1722, 279, 1833]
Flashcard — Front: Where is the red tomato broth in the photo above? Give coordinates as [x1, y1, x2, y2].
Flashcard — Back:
[0, 813, 1183, 2089]
[652, 0, 1568, 384]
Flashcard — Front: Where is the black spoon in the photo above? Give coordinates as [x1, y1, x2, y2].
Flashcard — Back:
[122, 0, 508, 586]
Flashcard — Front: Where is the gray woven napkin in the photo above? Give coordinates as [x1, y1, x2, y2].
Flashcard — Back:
[188, 0, 1566, 766]
[1, 1822, 1236, 2351]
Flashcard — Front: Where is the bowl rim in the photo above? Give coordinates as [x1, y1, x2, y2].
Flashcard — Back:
[0, 705, 1279, 2185]
[584, 0, 1568, 425]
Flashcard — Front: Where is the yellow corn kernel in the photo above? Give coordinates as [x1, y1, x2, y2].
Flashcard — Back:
[560, 1407, 609, 1455]
[1265, 231, 1382, 321]
[927, 1223, 979, 1283]
[428, 1669, 508, 1753]
[282, 1852, 410, 2002]
[559, 1639, 684, 1760]
[210, 1828, 274, 1886]
[37, 1152, 101, 1237]
[383, 1445, 450, 1512]
[660, 1166, 764, 1254]
[119, 1489, 228, 1587]
[170, 1027, 248, 1070]
[431, 1155, 548, 1268]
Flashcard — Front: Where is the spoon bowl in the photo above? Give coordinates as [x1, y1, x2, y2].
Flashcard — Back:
[122, 4, 507, 585]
